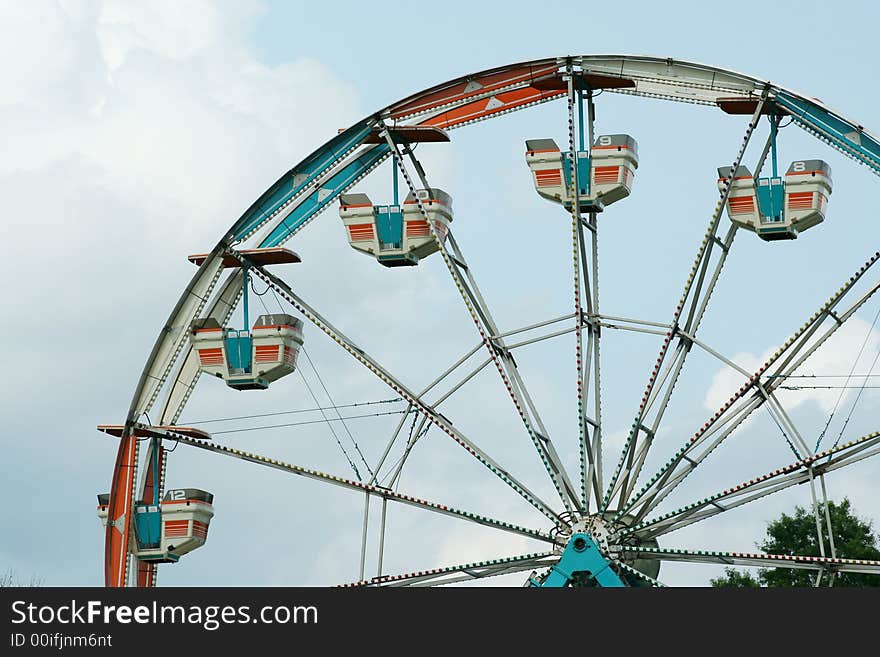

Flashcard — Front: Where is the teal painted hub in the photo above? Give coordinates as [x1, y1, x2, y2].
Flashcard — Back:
[534, 512, 660, 587]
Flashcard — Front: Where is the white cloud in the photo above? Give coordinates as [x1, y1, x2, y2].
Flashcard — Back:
[95, 0, 259, 70]
[1, 1, 359, 240]
[2, 1, 362, 327]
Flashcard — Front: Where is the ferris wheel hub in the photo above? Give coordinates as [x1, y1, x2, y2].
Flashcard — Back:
[554, 511, 661, 584]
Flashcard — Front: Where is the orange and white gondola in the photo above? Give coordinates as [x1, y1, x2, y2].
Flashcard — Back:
[525, 134, 638, 212]
[98, 489, 214, 563]
[188, 248, 304, 390]
[718, 159, 832, 240]
[192, 313, 304, 390]
[339, 188, 453, 267]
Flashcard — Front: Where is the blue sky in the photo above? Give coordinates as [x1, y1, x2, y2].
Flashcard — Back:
[2, 0, 880, 588]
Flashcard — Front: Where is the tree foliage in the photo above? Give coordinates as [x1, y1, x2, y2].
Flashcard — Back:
[710, 567, 759, 587]
[711, 499, 880, 587]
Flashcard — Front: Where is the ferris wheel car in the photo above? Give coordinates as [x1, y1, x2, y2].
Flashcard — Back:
[96, 494, 110, 527]
[191, 314, 304, 391]
[97, 489, 214, 564]
[719, 159, 832, 240]
[525, 134, 638, 212]
[339, 188, 453, 267]
[136, 489, 214, 563]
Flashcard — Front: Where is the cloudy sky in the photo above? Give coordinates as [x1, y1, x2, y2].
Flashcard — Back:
[3, 0, 880, 587]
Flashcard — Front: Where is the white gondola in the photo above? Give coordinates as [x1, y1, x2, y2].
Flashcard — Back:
[718, 159, 832, 240]
[192, 313, 303, 391]
[525, 135, 638, 212]
[97, 489, 214, 563]
[187, 248, 303, 391]
[339, 188, 453, 267]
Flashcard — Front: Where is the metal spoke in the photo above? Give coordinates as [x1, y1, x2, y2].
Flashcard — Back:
[339, 551, 557, 587]
[818, 473, 838, 577]
[603, 91, 770, 513]
[584, 89, 606, 512]
[613, 560, 667, 587]
[614, 431, 880, 541]
[160, 430, 556, 543]
[376, 497, 388, 578]
[359, 492, 370, 581]
[618, 222, 742, 507]
[598, 314, 672, 329]
[594, 317, 758, 381]
[618, 250, 880, 523]
[576, 83, 604, 512]
[564, 65, 604, 513]
[381, 125, 579, 512]
[616, 546, 880, 575]
[494, 313, 577, 340]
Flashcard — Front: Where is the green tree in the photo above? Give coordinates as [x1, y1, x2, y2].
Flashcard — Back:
[711, 499, 880, 587]
[710, 567, 759, 587]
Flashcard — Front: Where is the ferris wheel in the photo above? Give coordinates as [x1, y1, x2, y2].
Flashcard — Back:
[97, 55, 880, 587]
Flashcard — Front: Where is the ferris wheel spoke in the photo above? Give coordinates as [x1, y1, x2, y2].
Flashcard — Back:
[235, 252, 563, 524]
[562, 69, 605, 513]
[615, 546, 880, 576]
[340, 551, 557, 587]
[618, 251, 880, 523]
[615, 430, 880, 541]
[616, 221, 742, 508]
[380, 126, 579, 513]
[603, 93, 772, 513]
[612, 560, 667, 587]
[579, 203, 605, 510]
[580, 216, 605, 511]
[597, 314, 672, 336]
[403, 561, 553, 587]
[584, 97, 606, 514]
[164, 431, 555, 543]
